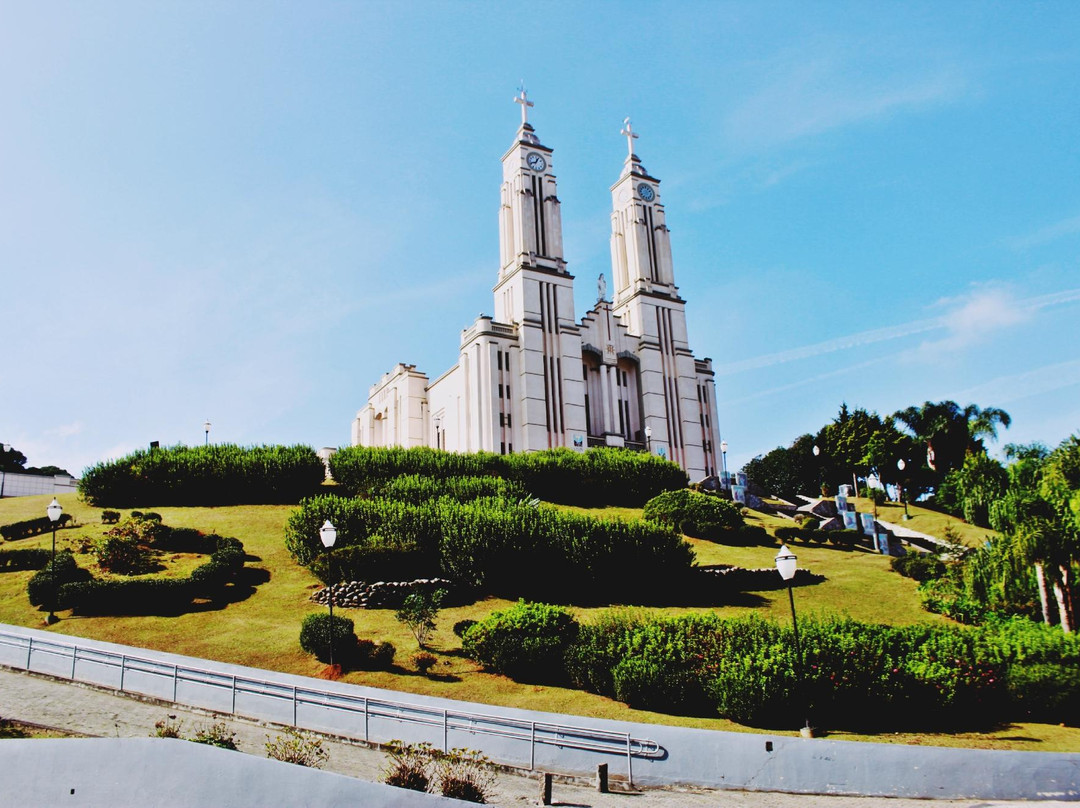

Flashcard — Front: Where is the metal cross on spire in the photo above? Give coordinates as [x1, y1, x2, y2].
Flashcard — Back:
[514, 81, 534, 125]
[621, 117, 639, 158]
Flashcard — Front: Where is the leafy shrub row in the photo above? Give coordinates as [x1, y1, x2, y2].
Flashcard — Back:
[462, 606, 1080, 730]
[329, 446, 687, 507]
[891, 552, 947, 582]
[774, 526, 864, 548]
[642, 489, 744, 541]
[286, 494, 694, 602]
[0, 548, 52, 571]
[1, 514, 74, 541]
[29, 534, 247, 615]
[374, 474, 529, 505]
[78, 444, 327, 507]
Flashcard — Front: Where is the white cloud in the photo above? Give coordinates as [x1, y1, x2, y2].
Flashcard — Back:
[44, 422, 83, 439]
[950, 358, 1080, 406]
[1007, 212, 1080, 250]
[714, 286, 1080, 376]
[723, 57, 967, 152]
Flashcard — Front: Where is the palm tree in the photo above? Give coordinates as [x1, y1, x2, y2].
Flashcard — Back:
[893, 400, 1011, 479]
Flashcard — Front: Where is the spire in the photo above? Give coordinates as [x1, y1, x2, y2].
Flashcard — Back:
[619, 116, 649, 178]
[514, 81, 540, 145]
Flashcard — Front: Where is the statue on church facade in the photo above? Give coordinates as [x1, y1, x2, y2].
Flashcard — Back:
[597, 273, 607, 303]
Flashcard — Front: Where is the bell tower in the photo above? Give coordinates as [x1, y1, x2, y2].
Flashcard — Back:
[609, 120, 714, 474]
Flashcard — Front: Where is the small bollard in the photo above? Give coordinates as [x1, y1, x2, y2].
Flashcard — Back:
[539, 772, 553, 805]
[596, 763, 609, 793]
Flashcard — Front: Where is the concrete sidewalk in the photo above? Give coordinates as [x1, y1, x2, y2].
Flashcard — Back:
[0, 667, 1072, 808]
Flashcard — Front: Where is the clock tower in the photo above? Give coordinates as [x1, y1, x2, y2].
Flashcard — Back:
[609, 120, 717, 475]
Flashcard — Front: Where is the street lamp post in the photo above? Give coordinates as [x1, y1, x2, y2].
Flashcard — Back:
[46, 497, 62, 625]
[644, 425, 653, 454]
[776, 544, 812, 737]
[204, 420, 211, 447]
[720, 440, 728, 486]
[319, 520, 338, 670]
[897, 458, 910, 520]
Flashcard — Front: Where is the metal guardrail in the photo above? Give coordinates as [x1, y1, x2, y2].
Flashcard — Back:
[0, 629, 661, 784]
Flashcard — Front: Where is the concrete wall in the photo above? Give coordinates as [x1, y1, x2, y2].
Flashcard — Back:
[0, 738, 468, 808]
[2, 622, 1077, 801]
[0, 471, 78, 498]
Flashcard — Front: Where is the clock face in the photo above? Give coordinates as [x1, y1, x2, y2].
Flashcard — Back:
[637, 183, 655, 202]
[527, 152, 546, 171]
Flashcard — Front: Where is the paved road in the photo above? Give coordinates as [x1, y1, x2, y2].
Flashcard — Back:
[0, 668, 1072, 808]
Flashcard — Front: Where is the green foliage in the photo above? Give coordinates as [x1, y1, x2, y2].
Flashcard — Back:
[329, 445, 687, 506]
[741, 434, 819, 500]
[78, 443, 326, 507]
[101, 510, 120, 524]
[642, 488, 744, 541]
[858, 486, 886, 505]
[412, 651, 438, 675]
[891, 552, 946, 582]
[462, 601, 579, 684]
[1, 514, 74, 541]
[91, 520, 154, 574]
[191, 722, 238, 750]
[452, 619, 477, 638]
[27, 551, 91, 607]
[375, 473, 528, 504]
[0, 444, 27, 473]
[354, 639, 396, 670]
[395, 588, 446, 648]
[152, 715, 183, 738]
[299, 612, 358, 665]
[0, 548, 51, 571]
[286, 494, 695, 603]
[382, 741, 435, 792]
[265, 727, 329, 768]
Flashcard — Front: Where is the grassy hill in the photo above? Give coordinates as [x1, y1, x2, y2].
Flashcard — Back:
[1, 492, 1075, 752]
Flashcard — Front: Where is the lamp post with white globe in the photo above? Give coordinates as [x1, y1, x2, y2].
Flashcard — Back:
[319, 520, 338, 669]
[46, 498, 62, 625]
[897, 458, 910, 520]
[776, 544, 813, 737]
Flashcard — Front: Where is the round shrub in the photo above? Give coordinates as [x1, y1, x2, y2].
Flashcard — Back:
[300, 613, 358, 665]
[453, 619, 478, 638]
[27, 551, 91, 607]
[891, 553, 946, 582]
[462, 601, 579, 684]
[642, 488, 744, 541]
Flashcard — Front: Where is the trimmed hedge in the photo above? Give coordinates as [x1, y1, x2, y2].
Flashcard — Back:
[1, 514, 74, 541]
[374, 474, 529, 505]
[465, 608, 1080, 731]
[462, 601, 579, 684]
[286, 494, 695, 602]
[27, 552, 92, 606]
[0, 548, 52, 571]
[328, 446, 687, 507]
[642, 488, 744, 541]
[299, 612, 359, 665]
[78, 443, 326, 507]
[44, 534, 247, 615]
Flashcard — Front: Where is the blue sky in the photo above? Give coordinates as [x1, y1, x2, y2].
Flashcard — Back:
[2, 1, 1079, 477]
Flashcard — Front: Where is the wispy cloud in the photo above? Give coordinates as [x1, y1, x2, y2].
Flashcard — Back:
[1007, 212, 1080, 250]
[44, 422, 82, 439]
[714, 286, 1080, 376]
[721, 357, 889, 405]
[723, 57, 967, 151]
[950, 358, 1080, 406]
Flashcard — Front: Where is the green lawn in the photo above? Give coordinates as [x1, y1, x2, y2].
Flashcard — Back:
[1, 492, 1075, 753]
[849, 497, 998, 547]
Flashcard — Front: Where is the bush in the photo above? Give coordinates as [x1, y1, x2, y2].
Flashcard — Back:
[0, 548, 51, 571]
[892, 553, 946, 582]
[78, 443, 326, 507]
[191, 722, 238, 750]
[355, 639, 396, 670]
[642, 488, 744, 541]
[329, 445, 687, 507]
[91, 535, 151, 574]
[1, 514, 74, 541]
[152, 715, 183, 738]
[101, 510, 121, 524]
[27, 552, 91, 607]
[299, 613, 358, 665]
[265, 727, 329, 768]
[453, 619, 478, 638]
[59, 578, 195, 615]
[286, 494, 695, 603]
[412, 651, 438, 675]
[434, 748, 496, 803]
[396, 588, 446, 648]
[382, 741, 435, 792]
[462, 601, 579, 684]
[375, 474, 528, 505]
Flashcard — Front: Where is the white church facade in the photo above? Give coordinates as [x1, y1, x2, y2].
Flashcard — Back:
[352, 93, 722, 481]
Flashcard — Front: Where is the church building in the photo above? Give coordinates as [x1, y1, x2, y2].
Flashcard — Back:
[352, 92, 721, 481]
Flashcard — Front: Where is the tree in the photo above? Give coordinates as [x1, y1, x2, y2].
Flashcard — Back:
[0, 445, 27, 473]
[893, 401, 1011, 483]
[395, 588, 447, 648]
[742, 434, 818, 500]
